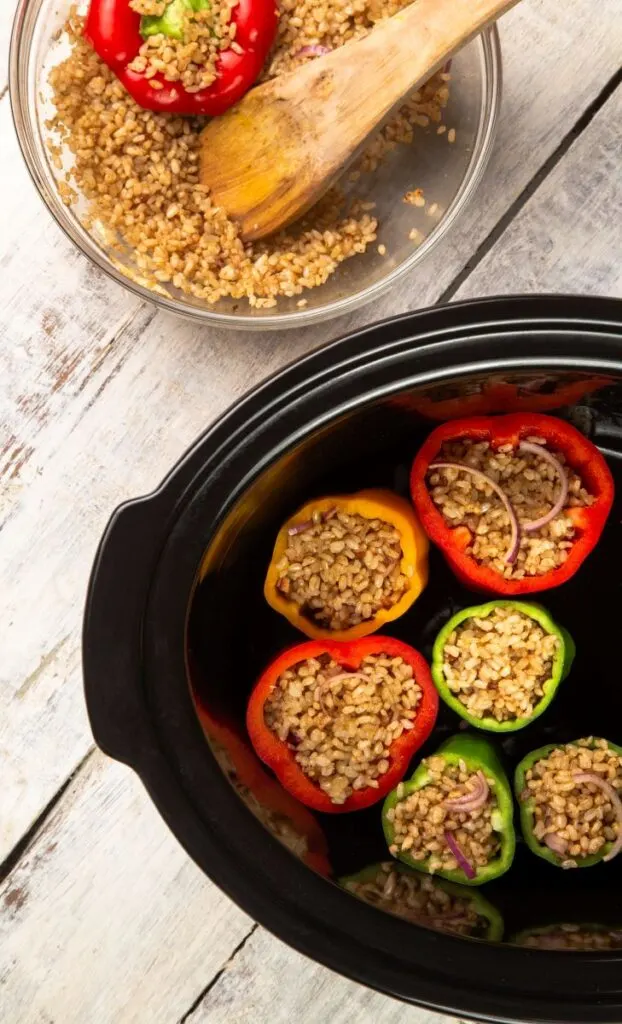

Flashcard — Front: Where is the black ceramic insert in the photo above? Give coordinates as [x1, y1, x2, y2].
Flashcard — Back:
[84, 295, 622, 1024]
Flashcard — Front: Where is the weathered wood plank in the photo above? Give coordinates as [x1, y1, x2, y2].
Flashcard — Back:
[185, 926, 454, 1024]
[2, 0, 621, 870]
[455, 82, 622, 300]
[0, 753, 252, 1024]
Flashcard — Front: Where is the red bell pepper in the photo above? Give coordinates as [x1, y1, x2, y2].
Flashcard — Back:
[410, 413, 614, 595]
[195, 701, 332, 875]
[246, 637, 439, 814]
[84, 0, 278, 116]
[396, 377, 609, 422]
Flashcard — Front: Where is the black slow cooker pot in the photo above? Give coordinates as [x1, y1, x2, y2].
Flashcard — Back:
[84, 295, 622, 1024]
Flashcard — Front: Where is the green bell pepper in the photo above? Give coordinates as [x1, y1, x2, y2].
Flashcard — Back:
[340, 861, 503, 941]
[515, 737, 622, 869]
[382, 733, 515, 886]
[431, 600, 575, 733]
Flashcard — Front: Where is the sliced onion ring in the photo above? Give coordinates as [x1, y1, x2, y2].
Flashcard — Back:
[288, 519, 314, 536]
[444, 771, 489, 812]
[519, 441, 569, 532]
[544, 832, 567, 856]
[444, 831, 476, 879]
[573, 771, 622, 863]
[429, 461, 520, 563]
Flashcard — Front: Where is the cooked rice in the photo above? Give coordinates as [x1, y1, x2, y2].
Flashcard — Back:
[521, 739, 622, 867]
[344, 862, 489, 937]
[128, 0, 235, 93]
[518, 925, 622, 951]
[46, 4, 449, 308]
[275, 508, 409, 631]
[427, 436, 594, 579]
[264, 653, 421, 805]
[387, 756, 499, 873]
[441, 606, 559, 723]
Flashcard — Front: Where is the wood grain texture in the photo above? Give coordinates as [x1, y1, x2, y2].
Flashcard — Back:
[186, 926, 452, 1024]
[2, 1, 621, 869]
[455, 83, 622, 300]
[0, 753, 252, 1024]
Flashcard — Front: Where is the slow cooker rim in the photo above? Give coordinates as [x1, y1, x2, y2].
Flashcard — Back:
[84, 294, 622, 1024]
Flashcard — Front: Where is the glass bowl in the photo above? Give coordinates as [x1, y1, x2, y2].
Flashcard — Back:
[9, 1, 501, 330]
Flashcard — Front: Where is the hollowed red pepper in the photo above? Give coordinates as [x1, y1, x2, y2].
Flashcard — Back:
[84, 0, 278, 116]
[394, 377, 609, 422]
[246, 637, 439, 814]
[410, 413, 614, 595]
[195, 701, 331, 875]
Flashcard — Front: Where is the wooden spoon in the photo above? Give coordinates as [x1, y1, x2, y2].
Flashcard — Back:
[199, 0, 519, 241]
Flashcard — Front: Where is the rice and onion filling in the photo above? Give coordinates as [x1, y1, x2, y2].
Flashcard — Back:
[518, 924, 622, 951]
[441, 606, 559, 723]
[275, 508, 410, 631]
[344, 862, 489, 937]
[387, 756, 499, 876]
[520, 739, 622, 868]
[427, 436, 594, 579]
[264, 653, 421, 805]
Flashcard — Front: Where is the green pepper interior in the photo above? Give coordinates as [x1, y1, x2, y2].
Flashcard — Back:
[140, 0, 211, 42]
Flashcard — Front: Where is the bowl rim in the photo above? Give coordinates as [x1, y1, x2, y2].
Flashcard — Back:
[84, 296, 622, 1022]
[9, 2, 502, 330]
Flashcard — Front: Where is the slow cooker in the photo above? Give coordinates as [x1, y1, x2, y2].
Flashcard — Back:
[84, 294, 622, 1024]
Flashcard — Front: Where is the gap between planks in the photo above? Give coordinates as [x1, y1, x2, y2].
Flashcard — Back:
[439, 62, 622, 303]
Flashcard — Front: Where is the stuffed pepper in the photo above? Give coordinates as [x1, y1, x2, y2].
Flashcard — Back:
[196, 702, 331, 874]
[513, 923, 622, 951]
[265, 490, 429, 640]
[515, 737, 622, 869]
[410, 413, 614, 594]
[85, 0, 278, 116]
[399, 377, 608, 422]
[246, 636, 438, 813]
[431, 601, 574, 732]
[340, 861, 503, 940]
[383, 733, 515, 885]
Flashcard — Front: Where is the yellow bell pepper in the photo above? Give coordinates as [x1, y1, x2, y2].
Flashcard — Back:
[264, 488, 429, 640]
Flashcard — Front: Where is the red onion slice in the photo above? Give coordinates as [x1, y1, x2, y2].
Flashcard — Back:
[444, 831, 476, 879]
[519, 441, 569, 532]
[288, 519, 314, 536]
[573, 772, 622, 862]
[294, 45, 332, 58]
[544, 832, 567, 856]
[429, 461, 520, 563]
[444, 771, 489, 812]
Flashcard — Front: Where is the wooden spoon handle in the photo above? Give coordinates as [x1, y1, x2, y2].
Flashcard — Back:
[271, 0, 517, 159]
[332, 0, 516, 120]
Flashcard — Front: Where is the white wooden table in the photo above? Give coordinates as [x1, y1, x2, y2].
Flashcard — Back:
[1, 0, 621, 1020]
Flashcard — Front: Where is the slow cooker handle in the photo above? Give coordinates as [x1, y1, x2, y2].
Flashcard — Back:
[83, 496, 164, 768]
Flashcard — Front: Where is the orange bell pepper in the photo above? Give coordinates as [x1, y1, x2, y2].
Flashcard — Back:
[264, 489, 429, 641]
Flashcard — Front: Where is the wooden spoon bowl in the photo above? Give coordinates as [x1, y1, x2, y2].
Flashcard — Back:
[199, 0, 519, 241]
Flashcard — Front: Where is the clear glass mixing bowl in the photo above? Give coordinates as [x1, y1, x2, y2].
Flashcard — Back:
[9, 1, 501, 330]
